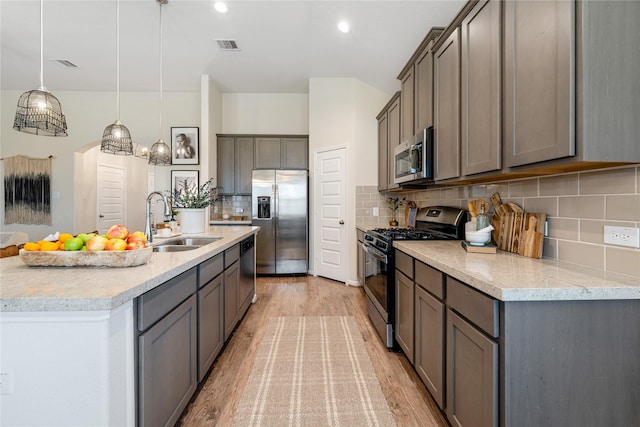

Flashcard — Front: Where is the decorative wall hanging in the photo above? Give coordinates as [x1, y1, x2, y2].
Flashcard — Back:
[171, 127, 199, 165]
[3, 155, 52, 225]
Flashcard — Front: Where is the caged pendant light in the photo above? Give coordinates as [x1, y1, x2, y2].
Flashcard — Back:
[148, 0, 171, 165]
[13, 0, 68, 137]
[101, 0, 133, 155]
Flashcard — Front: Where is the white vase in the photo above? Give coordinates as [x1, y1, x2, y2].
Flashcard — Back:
[179, 208, 206, 234]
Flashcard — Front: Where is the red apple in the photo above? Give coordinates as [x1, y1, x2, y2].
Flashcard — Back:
[106, 224, 129, 240]
[127, 231, 147, 245]
[125, 241, 146, 251]
[105, 238, 127, 251]
[86, 235, 108, 251]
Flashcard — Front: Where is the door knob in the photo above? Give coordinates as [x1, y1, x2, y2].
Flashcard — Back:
[99, 214, 105, 218]
[339, 220, 344, 224]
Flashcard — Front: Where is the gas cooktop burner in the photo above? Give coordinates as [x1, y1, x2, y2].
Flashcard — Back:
[371, 228, 438, 240]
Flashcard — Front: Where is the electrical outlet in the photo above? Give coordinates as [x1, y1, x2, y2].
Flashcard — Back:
[0, 371, 14, 395]
[372, 207, 379, 217]
[604, 226, 640, 248]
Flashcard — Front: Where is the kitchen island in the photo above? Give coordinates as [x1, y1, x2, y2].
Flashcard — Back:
[393, 240, 640, 427]
[0, 225, 258, 427]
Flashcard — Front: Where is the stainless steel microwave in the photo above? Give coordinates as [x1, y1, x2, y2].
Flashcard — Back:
[393, 126, 434, 185]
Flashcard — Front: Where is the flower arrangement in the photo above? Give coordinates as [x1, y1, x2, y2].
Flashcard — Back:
[386, 196, 406, 226]
[386, 196, 406, 212]
[171, 178, 217, 209]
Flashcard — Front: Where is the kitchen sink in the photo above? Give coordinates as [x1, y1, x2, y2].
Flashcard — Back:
[152, 245, 201, 253]
[160, 237, 221, 246]
[152, 237, 222, 253]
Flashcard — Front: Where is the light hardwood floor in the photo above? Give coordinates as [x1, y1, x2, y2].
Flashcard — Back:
[178, 275, 449, 426]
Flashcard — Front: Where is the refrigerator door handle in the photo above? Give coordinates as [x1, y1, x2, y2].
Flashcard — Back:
[274, 184, 278, 237]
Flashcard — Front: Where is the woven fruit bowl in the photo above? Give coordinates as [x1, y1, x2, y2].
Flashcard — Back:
[19, 246, 152, 267]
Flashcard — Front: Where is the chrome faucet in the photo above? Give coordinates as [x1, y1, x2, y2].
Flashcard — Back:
[145, 191, 171, 243]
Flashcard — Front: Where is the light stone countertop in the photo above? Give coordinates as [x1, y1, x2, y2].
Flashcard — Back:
[394, 240, 640, 302]
[0, 226, 259, 312]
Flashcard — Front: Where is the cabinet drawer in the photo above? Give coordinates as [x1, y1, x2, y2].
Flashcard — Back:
[224, 244, 240, 268]
[137, 267, 197, 331]
[395, 250, 414, 279]
[415, 261, 444, 299]
[200, 253, 223, 288]
[446, 276, 499, 338]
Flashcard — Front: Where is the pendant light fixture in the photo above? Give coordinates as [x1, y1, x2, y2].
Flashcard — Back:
[148, 0, 171, 165]
[13, 0, 68, 137]
[101, 0, 133, 155]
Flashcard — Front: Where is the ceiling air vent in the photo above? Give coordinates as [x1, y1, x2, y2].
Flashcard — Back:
[216, 39, 240, 51]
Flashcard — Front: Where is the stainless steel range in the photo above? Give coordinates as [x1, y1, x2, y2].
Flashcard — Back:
[362, 206, 466, 349]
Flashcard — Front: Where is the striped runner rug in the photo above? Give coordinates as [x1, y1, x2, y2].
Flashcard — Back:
[232, 316, 396, 427]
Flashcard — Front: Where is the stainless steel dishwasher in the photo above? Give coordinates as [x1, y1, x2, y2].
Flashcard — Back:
[238, 235, 255, 317]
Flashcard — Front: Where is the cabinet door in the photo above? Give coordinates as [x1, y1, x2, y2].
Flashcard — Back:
[415, 44, 434, 131]
[236, 137, 254, 194]
[446, 309, 498, 427]
[377, 113, 389, 191]
[281, 137, 308, 169]
[198, 274, 223, 382]
[224, 261, 239, 340]
[395, 270, 414, 364]
[400, 66, 415, 142]
[387, 96, 401, 189]
[434, 28, 461, 181]
[254, 137, 281, 169]
[217, 136, 235, 195]
[461, 0, 501, 176]
[414, 285, 444, 408]
[503, 0, 574, 167]
[139, 295, 197, 427]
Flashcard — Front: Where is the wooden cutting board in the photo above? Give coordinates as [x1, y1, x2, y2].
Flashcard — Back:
[520, 216, 544, 258]
[510, 212, 524, 254]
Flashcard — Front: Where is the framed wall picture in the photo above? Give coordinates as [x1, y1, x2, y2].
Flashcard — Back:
[171, 170, 199, 195]
[171, 127, 199, 165]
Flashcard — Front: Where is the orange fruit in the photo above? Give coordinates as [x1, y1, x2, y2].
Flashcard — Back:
[23, 242, 40, 251]
[58, 233, 74, 243]
[40, 241, 59, 251]
[59, 241, 66, 250]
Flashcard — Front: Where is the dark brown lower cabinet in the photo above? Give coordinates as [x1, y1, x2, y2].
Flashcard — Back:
[224, 260, 239, 340]
[138, 295, 198, 427]
[414, 285, 445, 408]
[395, 270, 415, 364]
[198, 274, 224, 382]
[446, 309, 498, 427]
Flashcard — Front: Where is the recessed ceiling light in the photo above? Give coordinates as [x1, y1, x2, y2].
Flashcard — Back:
[214, 2, 227, 13]
[338, 21, 350, 33]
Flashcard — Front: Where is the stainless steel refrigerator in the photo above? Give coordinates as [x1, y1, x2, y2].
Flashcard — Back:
[252, 169, 308, 275]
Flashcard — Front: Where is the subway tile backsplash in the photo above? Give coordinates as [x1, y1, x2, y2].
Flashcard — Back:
[357, 165, 639, 277]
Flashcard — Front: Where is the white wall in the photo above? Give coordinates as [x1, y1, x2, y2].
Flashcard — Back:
[1, 89, 199, 238]
[222, 93, 309, 134]
[308, 78, 390, 283]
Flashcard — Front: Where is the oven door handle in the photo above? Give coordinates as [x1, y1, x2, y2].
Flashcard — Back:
[363, 242, 387, 264]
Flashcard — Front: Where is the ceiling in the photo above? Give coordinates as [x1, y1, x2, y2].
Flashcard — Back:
[1, 0, 465, 95]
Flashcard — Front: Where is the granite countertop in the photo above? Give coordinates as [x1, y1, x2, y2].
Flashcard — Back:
[0, 225, 258, 312]
[394, 240, 640, 302]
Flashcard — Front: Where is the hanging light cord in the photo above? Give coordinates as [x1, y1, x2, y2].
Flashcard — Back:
[159, 2, 163, 138]
[38, 0, 44, 90]
[116, 0, 121, 121]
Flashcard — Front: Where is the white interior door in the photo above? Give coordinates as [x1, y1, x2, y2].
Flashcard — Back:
[97, 165, 126, 234]
[315, 147, 347, 282]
